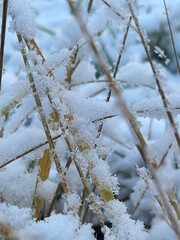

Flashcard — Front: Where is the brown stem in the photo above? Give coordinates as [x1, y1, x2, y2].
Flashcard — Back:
[0, 0, 9, 92]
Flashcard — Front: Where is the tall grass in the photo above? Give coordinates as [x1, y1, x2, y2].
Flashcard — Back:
[0, 1, 180, 239]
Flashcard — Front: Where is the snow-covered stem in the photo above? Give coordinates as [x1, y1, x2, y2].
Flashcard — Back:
[126, 0, 180, 149]
[68, 1, 180, 237]
[137, 144, 180, 237]
[16, 33, 69, 194]
[131, 185, 148, 217]
[101, 0, 171, 63]
[46, 91, 105, 225]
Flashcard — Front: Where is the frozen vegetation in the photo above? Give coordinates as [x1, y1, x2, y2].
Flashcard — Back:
[0, 0, 180, 239]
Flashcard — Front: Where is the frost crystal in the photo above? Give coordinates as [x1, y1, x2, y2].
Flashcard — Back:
[20, 214, 95, 240]
[63, 192, 81, 215]
[8, 0, 36, 38]
[103, 200, 150, 240]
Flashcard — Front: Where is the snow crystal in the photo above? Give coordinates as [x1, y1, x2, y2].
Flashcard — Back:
[63, 192, 81, 215]
[91, 158, 119, 195]
[0, 128, 46, 166]
[0, 161, 37, 207]
[150, 218, 179, 240]
[37, 179, 57, 203]
[20, 213, 95, 240]
[103, 200, 150, 240]
[8, 0, 36, 39]
[44, 48, 72, 70]
[132, 93, 180, 119]
[0, 203, 32, 230]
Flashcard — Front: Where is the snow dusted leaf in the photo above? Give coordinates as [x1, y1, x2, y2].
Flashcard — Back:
[90, 157, 119, 199]
[154, 46, 170, 65]
[61, 89, 117, 123]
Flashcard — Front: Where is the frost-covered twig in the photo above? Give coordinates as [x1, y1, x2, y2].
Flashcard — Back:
[101, 0, 170, 65]
[127, 1, 180, 149]
[46, 91, 105, 225]
[17, 34, 69, 198]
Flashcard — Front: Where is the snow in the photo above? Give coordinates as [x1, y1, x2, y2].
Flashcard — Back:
[19, 214, 96, 240]
[8, 0, 36, 39]
[37, 179, 57, 203]
[0, 0, 180, 239]
[0, 128, 46, 166]
[103, 200, 150, 240]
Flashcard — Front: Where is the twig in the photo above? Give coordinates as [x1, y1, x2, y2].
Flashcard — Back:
[131, 185, 148, 217]
[0, 0, 9, 92]
[158, 143, 172, 168]
[113, 16, 132, 79]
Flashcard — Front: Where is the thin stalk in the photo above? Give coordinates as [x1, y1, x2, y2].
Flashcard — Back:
[131, 185, 148, 217]
[0, 0, 9, 92]
[127, 1, 180, 149]
[87, 0, 94, 13]
[0, 133, 63, 169]
[113, 16, 132, 79]
[101, 0, 169, 64]
[17, 34, 69, 194]
[158, 143, 172, 168]
[163, 0, 180, 75]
